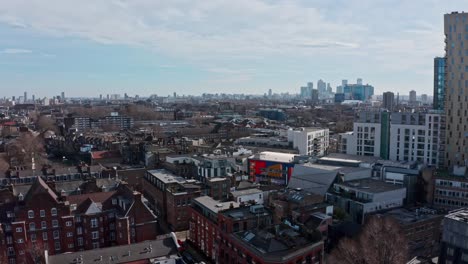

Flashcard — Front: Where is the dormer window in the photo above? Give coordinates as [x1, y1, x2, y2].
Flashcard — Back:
[18, 193, 24, 201]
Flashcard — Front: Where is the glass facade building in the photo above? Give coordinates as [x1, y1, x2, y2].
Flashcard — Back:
[433, 57, 446, 111]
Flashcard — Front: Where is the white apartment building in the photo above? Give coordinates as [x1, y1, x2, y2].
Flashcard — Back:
[389, 112, 444, 165]
[339, 111, 445, 167]
[287, 128, 329, 156]
[339, 111, 384, 157]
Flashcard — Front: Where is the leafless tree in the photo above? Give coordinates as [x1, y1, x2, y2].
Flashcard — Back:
[20, 238, 47, 264]
[329, 216, 408, 264]
[7, 133, 46, 167]
[36, 115, 58, 133]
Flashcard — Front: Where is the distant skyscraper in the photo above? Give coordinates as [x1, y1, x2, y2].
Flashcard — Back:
[32, 95, 35, 102]
[444, 12, 468, 168]
[409, 90, 417, 104]
[307, 82, 313, 90]
[357, 78, 363, 85]
[336, 80, 347, 94]
[311, 89, 319, 105]
[268, 89, 272, 97]
[343, 79, 374, 101]
[173, 92, 177, 98]
[317, 79, 326, 93]
[61, 92, 65, 100]
[433, 57, 446, 111]
[382, 92, 395, 111]
[326, 83, 332, 93]
[421, 94, 428, 103]
[23, 91, 27, 103]
[106, 94, 110, 100]
[100, 94, 103, 100]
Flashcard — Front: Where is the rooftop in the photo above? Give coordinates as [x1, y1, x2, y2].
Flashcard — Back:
[446, 208, 468, 223]
[231, 188, 263, 198]
[193, 196, 240, 214]
[221, 205, 271, 221]
[232, 225, 322, 262]
[147, 169, 186, 184]
[46, 235, 179, 264]
[337, 179, 405, 194]
[378, 208, 443, 224]
[256, 151, 297, 163]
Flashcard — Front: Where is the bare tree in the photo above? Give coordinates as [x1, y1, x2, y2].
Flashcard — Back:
[36, 115, 58, 133]
[7, 133, 46, 167]
[329, 216, 408, 264]
[25, 239, 46, 264]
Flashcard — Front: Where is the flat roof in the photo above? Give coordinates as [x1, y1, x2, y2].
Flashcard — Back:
[257, 151, 297, 163]
[322, 153, 380, 164]
[47, 235, 178, 264]
[337, 179, 405, 193]
[379, 208, 442, 224]
[147, 169, 186, 184]
[299, 162, 370, 174]
[221, 205, 270, 220]
[231, 226, 322, 262]
[231, 188, 263, 197]
[193, 196, 240, 214]
[208, 177, 229, 182]
[446, 209, 468, 222]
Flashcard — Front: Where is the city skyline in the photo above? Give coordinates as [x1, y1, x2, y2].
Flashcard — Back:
[0, 1, 465, 97]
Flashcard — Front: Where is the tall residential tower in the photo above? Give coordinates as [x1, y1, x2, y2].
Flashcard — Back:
[444, 12, 468, 168]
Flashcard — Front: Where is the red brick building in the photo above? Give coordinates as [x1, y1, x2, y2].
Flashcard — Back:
[188, 196, 324, 264]
[142, 169, 203, 231]
[0, 176, 157, 264]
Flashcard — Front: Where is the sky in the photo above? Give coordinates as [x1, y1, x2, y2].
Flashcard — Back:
[0, 0, 466, 98]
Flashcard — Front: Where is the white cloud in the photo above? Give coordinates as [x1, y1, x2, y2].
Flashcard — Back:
[1, 48, 32, 54]
[0, 0, 460, 94]
[0, 0, 364, 59]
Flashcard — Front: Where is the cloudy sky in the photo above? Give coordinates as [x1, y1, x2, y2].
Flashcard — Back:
[0, 1, 465, 98]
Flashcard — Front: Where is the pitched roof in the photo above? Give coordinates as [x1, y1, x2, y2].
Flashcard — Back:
[66, 191, 116, 209]
[47, 235, 179, 264]
[24, 177, 59, 203]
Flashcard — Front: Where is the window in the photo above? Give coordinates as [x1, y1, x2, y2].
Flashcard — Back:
[66, 221, 72, 227]
[92, 231, 99, 239]
[92, 242, 99, 249]
[30, 234, 36, 242]
[28, 210, 34, 219]
[53, 230, 59, 239]
[112, 199, 117, 205]
[68, 243, 74, 249]
[42, 232, 48, 241]
[51, 208, 57, 216]
[29, 222, 36, 231]
[447, 247, 454, 256]
[77, 237, 83, 246]
[16, 227, 22, 233]
[52, 220, 58, 228]
[76, 227, 82, 235]
[41, 221, 47, 229]
[40, 210, 45, 218]
[54, 241, 60, 251]
[91, 218, 98, 228]
[67, 232, 73, 238]
[17, 239, 24, 244]
[75, 216, 81, 223]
